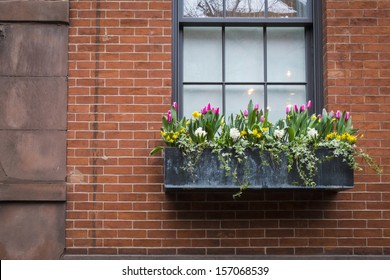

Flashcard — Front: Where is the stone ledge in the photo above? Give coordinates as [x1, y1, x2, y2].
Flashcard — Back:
[0, 182, 66, 201]
[62, 254, 390, 260]
[0, 1, 69, 23]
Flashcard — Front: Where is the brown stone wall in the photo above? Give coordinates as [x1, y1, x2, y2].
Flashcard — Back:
[60, 0, 388, 256]
[0, 0, 69, 259]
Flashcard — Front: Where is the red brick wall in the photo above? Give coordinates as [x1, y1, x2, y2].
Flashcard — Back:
[66, 0, 390, 256]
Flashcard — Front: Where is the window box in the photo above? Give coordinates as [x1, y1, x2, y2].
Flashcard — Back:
[164, 147, 353, 190]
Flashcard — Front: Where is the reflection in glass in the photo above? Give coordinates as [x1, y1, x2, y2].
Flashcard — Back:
[225, 85, 264, 118]
[267, 27, 306, 83]
[226, 0, 265, 17]
[183, 0, 224, 17]
[183, 27, 222, 83]
[226, 27, 264, 83]
[183, 85, 223, 118]
[267, 85, 306, 122]
[268, 0, 308, 18]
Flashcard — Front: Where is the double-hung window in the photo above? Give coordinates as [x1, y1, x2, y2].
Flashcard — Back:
[173, 0, 323, 121]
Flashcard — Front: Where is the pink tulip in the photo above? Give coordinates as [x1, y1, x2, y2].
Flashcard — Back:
[167, 110, 172, 122]
[345, 111, 350, 120]
[300, 104, 306, 112]
[260, 115, 265, 122]
[214, 107, 220, 115]
[254, 103, 259, 110]
[206, 103, 211, 111]
[336, 110, 341, 119]
[201, 106, 207, 115]
[286, 105, 291, 114]
[172, 102, 178, 112]
[294, 105, 299, 113]
[307, 100, 312, 109]
[317, 114, 322, 119]
[243, 109, 248, 117]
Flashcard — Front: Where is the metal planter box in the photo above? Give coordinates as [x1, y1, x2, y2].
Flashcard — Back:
[164, 147, 353, 190]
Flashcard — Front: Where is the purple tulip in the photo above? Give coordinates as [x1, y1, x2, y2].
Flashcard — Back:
[294, 104, 299, 113]
[345, 111, 350, 120]
[336, 110, 341, 119]
[201, 106, 207, 115]
[300, 104, 306, 112]
[307, 100, 312, 109]
[214, 107, 220, 115]
[206, 103, 211, 111]
[167, 110, 172, 122]
[172, 102, 178, 112]
[243, 109, 249, 117]
[260, 115, 265, 122]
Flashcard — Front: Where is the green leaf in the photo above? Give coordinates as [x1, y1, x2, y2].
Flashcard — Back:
[149, 146, 164, 155]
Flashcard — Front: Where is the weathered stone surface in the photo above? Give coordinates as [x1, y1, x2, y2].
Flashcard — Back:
[0, 183, 66, 201]
[0, 131, 66, 182]
[0, 23, 68, 76]
[0, 1, 69, 23]
[0, 77, 67, 130]
[0, 202, 65, 259]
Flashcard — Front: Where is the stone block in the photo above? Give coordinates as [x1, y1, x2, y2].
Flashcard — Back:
[0, 202, 65, 259]
[0, 131, 66, 182]
[0, 23, 68, 77]
[0, 0, 69, 23]
[0, 77, 67, 130]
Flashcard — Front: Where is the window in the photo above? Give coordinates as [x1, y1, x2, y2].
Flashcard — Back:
[173, 0, 323, 121]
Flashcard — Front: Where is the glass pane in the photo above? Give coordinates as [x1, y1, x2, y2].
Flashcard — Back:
[183, 0, 224, 17]
[225, 85, 264, 118]
[267, 85, 306, 122]
[226, 27, 264, 83]
[183, 27, 222, 83]
[267, 27, 306, 83]
[183, 85, 223, 118]
[226, 0, 265, 17]
[268, 0, 309, 18]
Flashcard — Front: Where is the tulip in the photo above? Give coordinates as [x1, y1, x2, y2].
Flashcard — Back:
[206, 103, 211, 111]
[254, 103, 259, 110]
[201, 106, 207, 115]
[172, 102, 178, 112]
[330, 111, 335, 118]
[260, 115, 265, 122]
[167, 110, 172, 122]
[214, 107, 220, 115]
[307, 100, 312, 109]
[294, 104, 299, 113]
[286, 105, 291, 114]
[300, 104, 306, 112]
[345, 111, 350, 120]
[243, 109, 249, 117]
[336, 110, 341, 119]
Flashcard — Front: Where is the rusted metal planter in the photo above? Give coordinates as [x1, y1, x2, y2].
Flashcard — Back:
[164, 147, 353, 190]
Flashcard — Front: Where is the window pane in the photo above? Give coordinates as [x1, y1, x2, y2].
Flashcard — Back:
[267, 27, 306, 83]
[226, 0, 265, 17]
[183, 27, 222, 83]
[267, 85, 306, 121]
[183, 85, 223, 118]
[268, 0, 309, 18]
[225, 85, 264, 118]
[225, 27, 264, 83]
[183, 0, 224, 17]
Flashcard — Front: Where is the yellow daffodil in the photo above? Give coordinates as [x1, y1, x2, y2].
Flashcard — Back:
[192, 111, 202, 118]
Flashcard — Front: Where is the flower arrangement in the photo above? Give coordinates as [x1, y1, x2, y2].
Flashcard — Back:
[151, 100, 381, 197]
